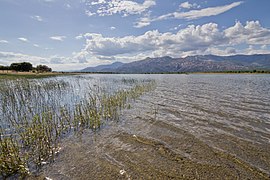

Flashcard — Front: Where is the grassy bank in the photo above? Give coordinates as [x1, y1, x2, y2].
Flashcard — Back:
[0, 72, 80, 79]
[0, 77, 156, 178]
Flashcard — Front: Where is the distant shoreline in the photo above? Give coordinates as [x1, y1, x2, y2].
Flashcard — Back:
[77, 70, 270, 74]
[1, 70, 270, 79]
[0, 71, 80, 79]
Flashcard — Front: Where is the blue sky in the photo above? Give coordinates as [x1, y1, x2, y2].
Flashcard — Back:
[0, 0, 270, 71]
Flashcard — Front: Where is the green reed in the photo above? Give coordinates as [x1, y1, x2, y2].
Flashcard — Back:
[0, 77, 156, 178]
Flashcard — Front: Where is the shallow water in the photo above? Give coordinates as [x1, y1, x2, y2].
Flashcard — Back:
[35, 74, 270, 179]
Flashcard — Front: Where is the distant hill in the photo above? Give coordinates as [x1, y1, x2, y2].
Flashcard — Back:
[81, 62, 124, 72]
[81, 54, 270, 73]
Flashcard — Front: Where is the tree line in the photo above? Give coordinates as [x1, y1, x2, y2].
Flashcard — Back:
[0, 62, 52, 72]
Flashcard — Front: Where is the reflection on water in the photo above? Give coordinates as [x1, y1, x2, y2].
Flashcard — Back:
[36, 74, 270, 179]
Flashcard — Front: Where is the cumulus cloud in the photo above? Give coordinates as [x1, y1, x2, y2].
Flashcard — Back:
[80, 23, 225, 57]
[135, 1, 243, 28]
[85, 0, 156, 17]
[50, 36, 66, 41]
[85, 10, 96, 16]
[77, 21, 270, 59]
[225, 21, 270, 45]
[18, 37, 29, 42]
[72, 50, 89, 63]
[31, 15, 43, 22]
[179, 1, 200, 9]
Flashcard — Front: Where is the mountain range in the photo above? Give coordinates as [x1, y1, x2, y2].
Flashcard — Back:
[81, 54, 270, 73]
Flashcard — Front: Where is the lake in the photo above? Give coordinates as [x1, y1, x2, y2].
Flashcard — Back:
[37, 74, 270, 179]
[1, 74, 270, 179]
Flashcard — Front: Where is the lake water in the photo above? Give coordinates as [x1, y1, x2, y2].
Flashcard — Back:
[4, 74, 270, 179]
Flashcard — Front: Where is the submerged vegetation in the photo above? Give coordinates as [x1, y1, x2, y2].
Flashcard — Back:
[0, 76, 156, 178]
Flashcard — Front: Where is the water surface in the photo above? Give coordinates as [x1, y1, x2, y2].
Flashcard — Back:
[37, 74, 270, 179]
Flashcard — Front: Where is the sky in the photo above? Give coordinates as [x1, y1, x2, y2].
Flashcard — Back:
[0, 0, 270, 71]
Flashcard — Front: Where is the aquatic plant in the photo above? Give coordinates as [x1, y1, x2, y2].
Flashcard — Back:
[0, 76, 156, 178]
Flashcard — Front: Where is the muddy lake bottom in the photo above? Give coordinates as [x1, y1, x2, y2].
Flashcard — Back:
[26, 74, 270, 179]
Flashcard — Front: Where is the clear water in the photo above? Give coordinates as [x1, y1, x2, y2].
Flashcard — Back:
[3, 74, 270, 179]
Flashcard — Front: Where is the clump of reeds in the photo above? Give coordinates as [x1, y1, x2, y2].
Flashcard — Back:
[0, 77, 156, 178]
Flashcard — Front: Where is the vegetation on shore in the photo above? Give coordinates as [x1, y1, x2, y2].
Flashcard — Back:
[0, 77, 156, 178]
[143, 69, 270, 74]
[72, 69, 270, 74]
[0, 72, 81, 79]
[0, 62, 52, 73]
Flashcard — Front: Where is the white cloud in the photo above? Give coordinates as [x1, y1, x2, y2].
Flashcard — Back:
[75, 34, 84, 40]
[33, 44, 40, 47]
[136, 1, 243, 28]
[72, 50, 89, 63]
[50, 55, 71, 64]
[225, 21, 270, 45]
[0, 51, 48, 66]
[42, 0, 54, 2]
[179, 1, 200, 9]
[65, 4, 71, 9]
[50, 36, 66, 41]
[0, 40, 9, 43]
[45, 47, 53, 50]
[77, 21, 270, 60]
[0, 51, 90, 71]
[85, 10, 96, 16]
[134, 14, 152, 28]
[174, 1, 243, 20]
[85, 0, 156, 17]
[261, 45, 268, 49]
[110, 26, 116, 30]
[31, 15, 43, 22]
[18, 37, 29, 42]
[81, 23, 226, 57]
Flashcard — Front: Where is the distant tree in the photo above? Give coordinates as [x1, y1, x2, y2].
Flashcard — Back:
[36, 65, 52, 72]
[10, 62, 33, 72]
[0, 66, 10, 71]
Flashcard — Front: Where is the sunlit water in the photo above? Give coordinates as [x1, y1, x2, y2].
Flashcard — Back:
[2, 74, 270, 179]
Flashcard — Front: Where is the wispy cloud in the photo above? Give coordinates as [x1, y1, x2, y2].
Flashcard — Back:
[43, 0, 54, 2]
[75, 34, 83, 40]
[135, 1, 243, 28]
[173, 1, 243, 20]
[110, 26, 116, 30]
[65, 4, 71, 9]
[31, 15, 43, 22]
[0, 40, 9, 44]
[50, 36, 66, 41]
[18, 37, 29, 42]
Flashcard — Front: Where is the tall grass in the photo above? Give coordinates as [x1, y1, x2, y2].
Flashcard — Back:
[0, 76, 156, 178]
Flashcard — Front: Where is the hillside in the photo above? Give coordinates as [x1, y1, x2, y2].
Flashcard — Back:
[81, 54, 270, 73]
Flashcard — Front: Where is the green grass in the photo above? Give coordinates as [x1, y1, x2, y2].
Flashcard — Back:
[0, 77, 156, 178]
[0, 73, 80, 79]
